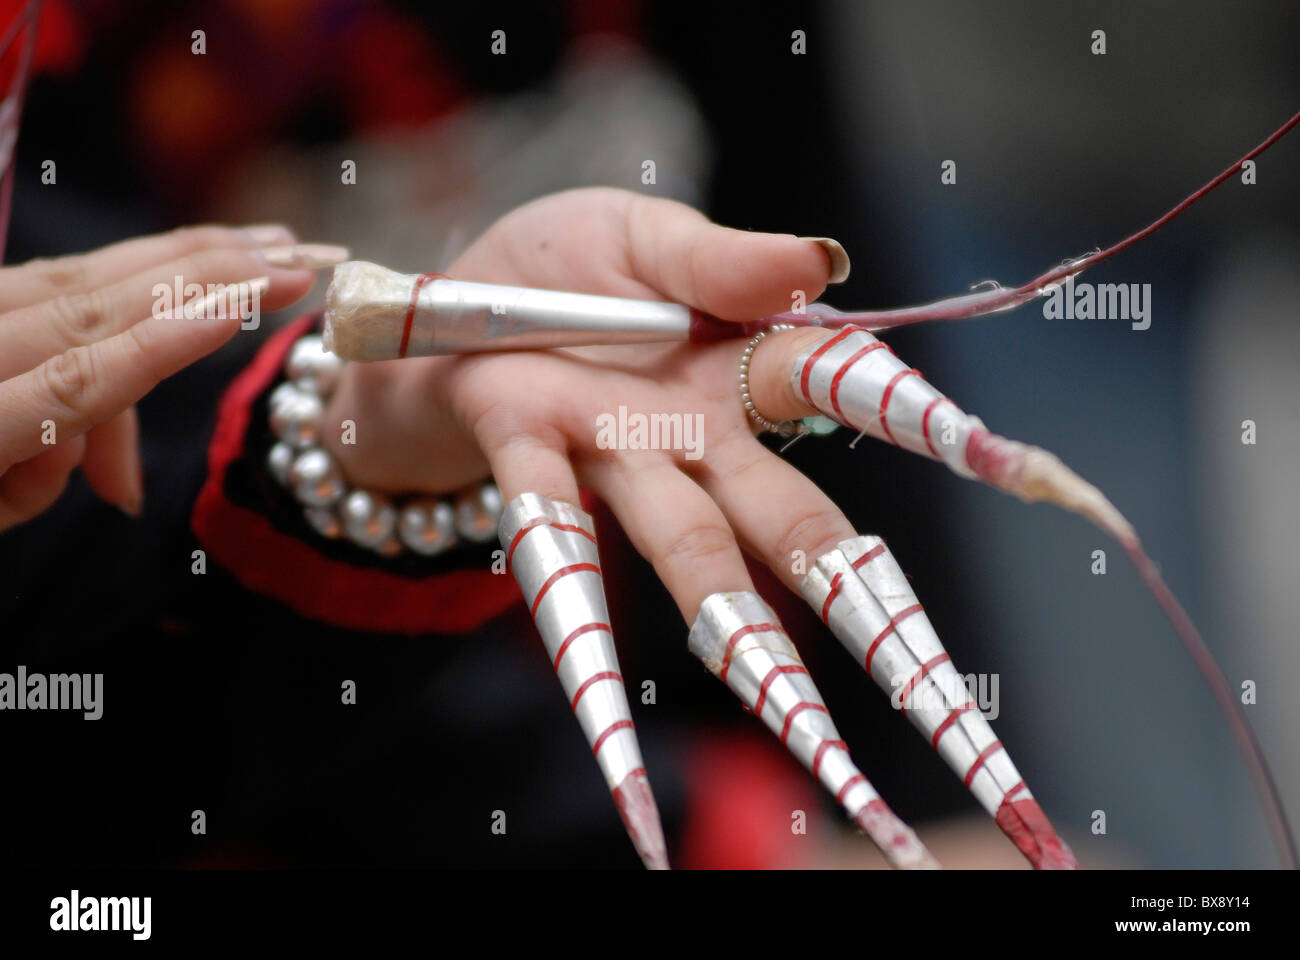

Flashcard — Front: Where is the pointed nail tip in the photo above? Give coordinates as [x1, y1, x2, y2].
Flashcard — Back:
[855, 802, 940, 870]
[1035, 851, 1080, 870]
[996, 796, 1078, 870]
[612, 770, 670, 873]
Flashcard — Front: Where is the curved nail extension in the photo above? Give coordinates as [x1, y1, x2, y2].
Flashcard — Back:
[499, 492, 669, 870]
[688, 591, 938, 869]
[797, 237, 851, 284]
[801, 536, 1077, 870]
[786, 325, 1133, 542]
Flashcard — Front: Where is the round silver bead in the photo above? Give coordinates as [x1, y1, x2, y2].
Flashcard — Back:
[268, 381, 302, 415]
[398, 499, 457, 556]
[289, 448, 345, 506]
[286, 335, 344, 397]
[269, 388, 322, 448]
[303, 505, 342, 539]
[266, 441, 295, 486]
[340, 489, 397, 549]
[454, 483, 504, 543]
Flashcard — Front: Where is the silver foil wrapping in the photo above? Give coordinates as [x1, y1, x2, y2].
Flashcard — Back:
[499, 492, 669, 870]
[789, 325, 981, 479]
[688, 591, 938, 869]
[325, 261, 693, 360]
[802, 536, 1077, 869]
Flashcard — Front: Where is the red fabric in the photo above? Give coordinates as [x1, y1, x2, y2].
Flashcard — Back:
[190, 315, 522, 636]
[676, 732, 822, 870]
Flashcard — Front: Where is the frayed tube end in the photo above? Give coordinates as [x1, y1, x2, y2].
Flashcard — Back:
[965, 428, 1137, 544]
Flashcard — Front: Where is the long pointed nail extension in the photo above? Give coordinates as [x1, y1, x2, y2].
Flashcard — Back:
[688, 590, 938, 869]
[499, 492, 669, 870]
[802, 536, 1077, 869]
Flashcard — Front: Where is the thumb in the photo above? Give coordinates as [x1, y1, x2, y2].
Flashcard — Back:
[623, 194, 847, 321]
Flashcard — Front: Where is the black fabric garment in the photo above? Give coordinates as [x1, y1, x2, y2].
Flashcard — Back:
[0, 329, 688, 868]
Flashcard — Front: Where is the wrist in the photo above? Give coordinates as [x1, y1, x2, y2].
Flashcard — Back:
[322, 360, 491, 494]
[267, 334, 501, 556]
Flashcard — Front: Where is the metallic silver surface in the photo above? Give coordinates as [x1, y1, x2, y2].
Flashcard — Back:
[289, 448, 345, 507]
[340, 490, 397, 549]
[269, 387, 323, 449]
[268, 381, 301, 415]
[266, 441, 295, 486]
[499, 492, 668, 869]
[325, 261, 692, 360]
[416, 278, 692, 354]
[790, 328, 980, 478]
[689, 591, 936, 868]
[285, 333, 344, 396]
[454, 483, 504, 543]
[303, 504, 342, 539]
[802, 536, 1036, 818]
[398, 499, 457, 556]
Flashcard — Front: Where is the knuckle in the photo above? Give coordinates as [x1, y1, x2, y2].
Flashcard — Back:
[659, 522, 736, 569]
[772, 507, 846, 563]
[30, 254, 88, 291]
[49, 287, 112, 341]
[41, 346, 97, 414]
[469, 396, 550, 451]
[122, 320, 157, 367]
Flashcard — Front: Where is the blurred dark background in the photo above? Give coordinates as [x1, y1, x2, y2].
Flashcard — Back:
[2, 0, 1298, 868]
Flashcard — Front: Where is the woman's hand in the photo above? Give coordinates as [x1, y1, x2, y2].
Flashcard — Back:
[324, 187, 852, 622]
[0, 225, 333, 531]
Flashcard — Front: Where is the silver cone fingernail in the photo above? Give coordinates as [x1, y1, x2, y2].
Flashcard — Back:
[499, 492, 669, 870]
[688, 591, 938, 869]
[790, 326, 979, 478]
[802, 535, 1077, 870]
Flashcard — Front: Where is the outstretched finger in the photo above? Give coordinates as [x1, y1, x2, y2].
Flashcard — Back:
[0, 278, 268, 474]
[0, 247, 324, 374]
[578, 450, 754, 623]
[621, 192, 844, 320]
[0, 223, 297, 313]
[449, 188, 844, 321]
[80, 407, 143, 516]
[695, 430, 857, 596]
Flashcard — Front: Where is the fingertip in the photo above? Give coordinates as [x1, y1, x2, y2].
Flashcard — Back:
[697, 229, 835, 321]
[81, 409, 143, 516]
[796, 237, 851, 284]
